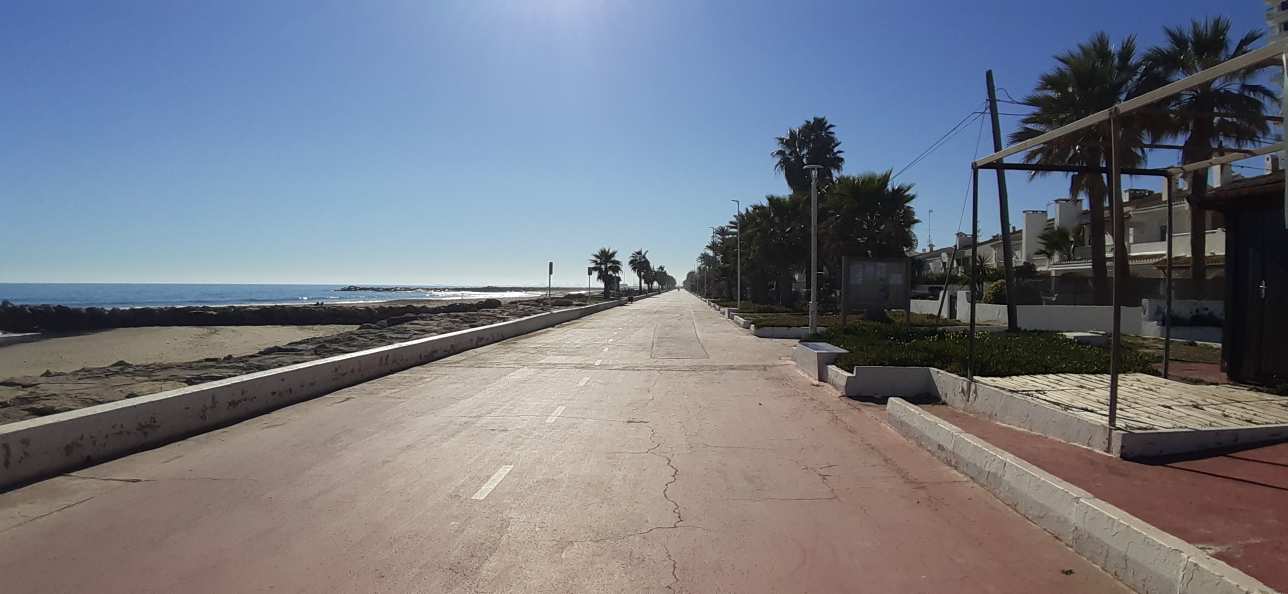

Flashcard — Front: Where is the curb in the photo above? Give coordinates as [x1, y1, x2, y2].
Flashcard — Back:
[0, 300, 622, 491]
[886, 397, 1277, 594]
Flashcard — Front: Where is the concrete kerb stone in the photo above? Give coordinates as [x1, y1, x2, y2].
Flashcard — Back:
[0, 299, 624, 491]
[1114, 424, 1288, 461]
[885, 397, 1279, 594]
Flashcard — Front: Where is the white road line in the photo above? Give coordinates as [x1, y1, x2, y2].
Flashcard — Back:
[594, 359, 602, 366]
[602, 347, 609, 352]
[578, 376, 589, 387]
[471, 465, 514, 500]
[545, 405, 566, 423]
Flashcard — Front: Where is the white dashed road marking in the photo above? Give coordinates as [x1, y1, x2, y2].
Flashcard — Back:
[578, 377, 589, 387]
[471, 465, 514, 500]
[594, 359, 602, 366]
[545, 406, 566, 423]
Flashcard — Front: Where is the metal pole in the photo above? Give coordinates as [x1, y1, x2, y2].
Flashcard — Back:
[732, 199, 742, 310]
[1108, 111, 1124, 431]
[969, 166, 979, 382]
[1163, 174, 1174, 378]
[840, 255, 848, 328]
[805, 165, 823, 335]
[987, 70, 1019, 330]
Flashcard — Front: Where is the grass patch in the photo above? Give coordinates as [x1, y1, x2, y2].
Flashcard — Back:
[824, 324, 1154, 377]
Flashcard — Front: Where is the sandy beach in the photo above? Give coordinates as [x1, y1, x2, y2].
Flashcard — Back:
[0, 298, 568, 424]
[0, 325, 355, 379]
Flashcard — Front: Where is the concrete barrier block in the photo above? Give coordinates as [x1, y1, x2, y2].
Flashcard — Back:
[995, 455, 1092, 543]
[1072, 497, 1191, 594]
[947, 431, 1012, 493]
[1179, 552, 1276, 594]
[825, 365, 855, 395]
[848, 366, 933, 399]
[887, 398, 957, 463]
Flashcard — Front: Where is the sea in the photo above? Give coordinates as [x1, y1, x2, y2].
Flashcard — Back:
[0, 283, 544, 310]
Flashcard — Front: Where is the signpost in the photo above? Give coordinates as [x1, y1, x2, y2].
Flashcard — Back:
[587, 266, 594, 300]
[547, 261, 553, 300]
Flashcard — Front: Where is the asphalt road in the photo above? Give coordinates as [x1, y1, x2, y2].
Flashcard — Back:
[0, 291, 1128, 593]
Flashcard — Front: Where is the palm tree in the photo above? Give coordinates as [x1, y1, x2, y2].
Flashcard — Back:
[1036, 227, 1075, 262]
[1010, 32, 1147, 305]
[773, 117, 845, 194]
[628, 249, 650, 292]
[1140, 17, 1276, 293]
[589, 248, 622, 298]
[821, 172, 919, 261]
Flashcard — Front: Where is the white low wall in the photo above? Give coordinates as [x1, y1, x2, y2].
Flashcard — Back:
[949, 303, 1147, 335]
[1137, 321, 1222, 343]
[1017, 305, 1142, 334]
[910, 298, 947, 316]
[0, 300, 622, 491]
[956, 303, 1007, 324]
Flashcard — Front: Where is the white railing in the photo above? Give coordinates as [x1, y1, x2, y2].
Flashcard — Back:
[1062, 230, 1225, 261]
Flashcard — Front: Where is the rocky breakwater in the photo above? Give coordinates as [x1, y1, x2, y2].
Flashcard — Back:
[0, 299, 505, 333]
[0, 299, 570, 423]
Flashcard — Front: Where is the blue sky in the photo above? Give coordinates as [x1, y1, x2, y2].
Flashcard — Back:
[0, 0, 1272, 285]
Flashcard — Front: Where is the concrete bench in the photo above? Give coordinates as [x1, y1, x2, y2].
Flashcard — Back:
[792, 341, 849, 381]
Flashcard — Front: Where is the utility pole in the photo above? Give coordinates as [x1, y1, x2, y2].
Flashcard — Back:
[804, 164, 824, 335]
[731, 199, 742, 310]
[986, 70, 1019, 331]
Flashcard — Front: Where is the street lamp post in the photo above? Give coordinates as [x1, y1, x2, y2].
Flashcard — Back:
[804, 164, 824, 335]
[731, 199, 741, 310]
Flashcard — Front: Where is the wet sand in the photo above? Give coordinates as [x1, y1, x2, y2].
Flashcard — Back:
[0, 325, 357, 379]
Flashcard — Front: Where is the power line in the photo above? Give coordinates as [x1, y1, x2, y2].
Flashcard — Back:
[892, 102, 987, 181]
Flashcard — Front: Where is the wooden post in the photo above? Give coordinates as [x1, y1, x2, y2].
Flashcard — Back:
[986, 70, 1019, 331]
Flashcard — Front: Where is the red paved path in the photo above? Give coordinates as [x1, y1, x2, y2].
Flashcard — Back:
[929, 405, 1288, 592]
[0, 292, 1129, 593]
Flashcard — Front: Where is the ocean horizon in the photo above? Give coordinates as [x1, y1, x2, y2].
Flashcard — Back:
[0, 283, 557, 309]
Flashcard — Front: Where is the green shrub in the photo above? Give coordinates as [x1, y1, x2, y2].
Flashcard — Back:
[825, 324, 1152, 377]
[982, 279, 1043, 305]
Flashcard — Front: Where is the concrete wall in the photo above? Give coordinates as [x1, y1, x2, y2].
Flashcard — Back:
[1016, 305, 1143, 334]
[0, 300, 622, 491]
[954, 295, 1007, 325]
[1137, 321, 1222, 343]
[949, 300, 1147, 335]
[910, 298, 947, 317]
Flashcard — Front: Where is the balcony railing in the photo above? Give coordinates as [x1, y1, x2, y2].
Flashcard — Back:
[1062, 230, 1225, 262]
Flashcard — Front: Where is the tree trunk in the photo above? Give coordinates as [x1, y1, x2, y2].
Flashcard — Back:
[1187, 170, 1208, 298]
[1087, 181, 1110, 305]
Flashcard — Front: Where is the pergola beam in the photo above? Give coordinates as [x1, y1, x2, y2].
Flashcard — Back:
[974, 38, 1288, 168]
[977, 162, 1171, 177]
[1169, 142, 1285, 174]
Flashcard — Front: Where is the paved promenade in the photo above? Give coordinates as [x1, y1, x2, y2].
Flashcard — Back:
[0, 291, 1127, 593]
